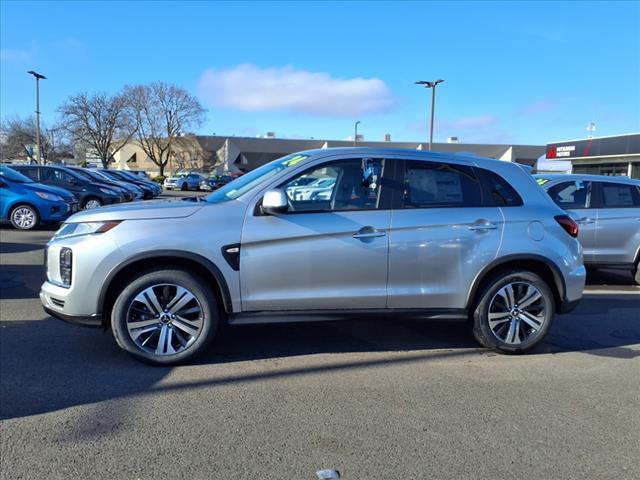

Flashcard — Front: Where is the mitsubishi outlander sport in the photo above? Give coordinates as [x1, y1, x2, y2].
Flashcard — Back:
[40, 149, 586, 365]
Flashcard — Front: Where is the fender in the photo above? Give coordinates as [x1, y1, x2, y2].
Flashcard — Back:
[96, 249, 233, 315]
[465, 253, 567, 309]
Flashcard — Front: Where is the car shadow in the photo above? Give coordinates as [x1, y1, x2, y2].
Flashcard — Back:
[0, 242, 44, 254]
[586, 267, 635, 286]
[0, 264, 45, 300]
[2, 292, 638, 421]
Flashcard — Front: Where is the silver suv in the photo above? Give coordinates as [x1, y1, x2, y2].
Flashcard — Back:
[536, 174, 640, 284]
[41, 149, 586, 365]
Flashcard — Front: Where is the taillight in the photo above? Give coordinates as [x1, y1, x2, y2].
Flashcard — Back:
[555, 215, 579, 238]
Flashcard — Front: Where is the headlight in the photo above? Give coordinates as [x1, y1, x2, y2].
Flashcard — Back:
[54, 220, 122, 239]
[99, 187, 117, 195]
[35, 191, 64, 202]
[60, 247, 72, 286]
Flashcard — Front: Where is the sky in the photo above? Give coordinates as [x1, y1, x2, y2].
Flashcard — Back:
[1, 0, 639, 145]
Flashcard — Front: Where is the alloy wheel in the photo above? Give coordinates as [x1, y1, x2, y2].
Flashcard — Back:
[126, 283, 204, 356]
[487, 281, 548, 345]
[84, 199, 102, 209]
[12, 207, 36, 229]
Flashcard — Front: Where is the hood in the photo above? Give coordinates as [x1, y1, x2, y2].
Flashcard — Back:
[23, 182, 75, 200]
[66, 198, 204, 223]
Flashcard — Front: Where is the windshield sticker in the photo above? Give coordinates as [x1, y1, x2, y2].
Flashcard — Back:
[283, 155, 309, 167]
[536, 178, 550, 186]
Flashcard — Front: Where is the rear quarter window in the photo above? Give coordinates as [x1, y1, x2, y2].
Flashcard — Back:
[478, 169, 523, 206]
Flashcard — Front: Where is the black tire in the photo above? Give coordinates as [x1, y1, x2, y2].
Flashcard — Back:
[181, 182, 188, 191]
[82, 196, 103, 209]
[111, 269, 219, 365]
[634, 261, 640, 286]
[471, 270, 555, 354]
[10, 204, 39, 230]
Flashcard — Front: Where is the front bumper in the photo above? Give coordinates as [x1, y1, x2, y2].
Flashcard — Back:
[43, 303, 102, 328]
[40, 201, 79, 222]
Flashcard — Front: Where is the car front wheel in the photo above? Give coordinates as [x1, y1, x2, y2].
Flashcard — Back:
[111, 269, 220, 365]
[472, 270, 554, 354]
[10, 205, 39, 230]
[83, 197, 102, 209]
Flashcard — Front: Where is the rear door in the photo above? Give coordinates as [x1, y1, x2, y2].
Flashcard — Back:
[546, 180, 596, 263]
[593, 181, 640, 265]
[387, 158, 503, 309]
[240, 156, 391, 311]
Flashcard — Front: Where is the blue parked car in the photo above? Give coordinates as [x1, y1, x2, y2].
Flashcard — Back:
[0, 165, 79, 230]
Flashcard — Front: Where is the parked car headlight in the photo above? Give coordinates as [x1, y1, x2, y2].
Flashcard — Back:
[53, 220, 122, 239]
[99, 187, 118, 195]
[35, 191, 64, 202]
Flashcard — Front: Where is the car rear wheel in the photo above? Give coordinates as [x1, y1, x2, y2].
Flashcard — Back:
[111, 269, 219, 365]
[10, 205, 39, 230]
[472, 270, 554, 354]
[83, 197, 102, 209]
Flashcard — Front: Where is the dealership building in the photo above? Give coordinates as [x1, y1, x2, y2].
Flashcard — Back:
[545, 133, 640, 179]
[111, 135, 546, 176]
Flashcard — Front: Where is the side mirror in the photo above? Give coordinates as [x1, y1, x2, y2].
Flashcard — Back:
[261, 188, 288, 215]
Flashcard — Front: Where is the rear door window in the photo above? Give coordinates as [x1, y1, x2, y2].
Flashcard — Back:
[598, 182, 640, 208]
[17, 167, 39, 181]
[402, 160, 482, 208]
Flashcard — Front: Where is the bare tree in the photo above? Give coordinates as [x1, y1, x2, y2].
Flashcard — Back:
[0, 116, 70, 164]
[58, 92, 136, 169]
[124, 82, 206, 177]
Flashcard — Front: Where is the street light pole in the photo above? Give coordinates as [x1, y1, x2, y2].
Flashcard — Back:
[415, 79, 444, 151]
[354, 121, 360, 146]
[27, 70, 47, 164]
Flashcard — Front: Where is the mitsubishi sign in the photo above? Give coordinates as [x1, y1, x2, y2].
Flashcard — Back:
[546, 133, 640, 159]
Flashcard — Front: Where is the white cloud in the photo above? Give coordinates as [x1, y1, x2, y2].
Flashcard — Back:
[519, 99, 559, 116]
[451, 115, 498, 129]
[198, 64, 394, 117]
[0, 48, 30, 62]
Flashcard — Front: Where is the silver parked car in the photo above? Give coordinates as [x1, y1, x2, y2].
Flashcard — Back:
[41, 148, 585, 365]
[536, 174, 640, 284]
[163, 172, 205, 191]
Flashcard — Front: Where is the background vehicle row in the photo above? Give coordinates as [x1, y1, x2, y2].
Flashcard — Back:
[1, 164, 162, 229]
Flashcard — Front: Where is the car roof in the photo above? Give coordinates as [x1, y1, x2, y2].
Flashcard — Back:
[534, 173, 640, 185]
[298, 146, 511, 168]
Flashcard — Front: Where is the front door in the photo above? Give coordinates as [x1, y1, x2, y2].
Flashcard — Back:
[41, 168, 83, 198]
[546, 180, 596, 263]
[240, 157, 391, 311]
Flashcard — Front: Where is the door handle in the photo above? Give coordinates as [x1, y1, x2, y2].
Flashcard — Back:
[468, 221, 497, 231]
[353, 226, 386, 240]
[578, 217, 595, 224]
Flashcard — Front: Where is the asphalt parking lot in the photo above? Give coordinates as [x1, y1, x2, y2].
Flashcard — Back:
[1, 213, 639, 479]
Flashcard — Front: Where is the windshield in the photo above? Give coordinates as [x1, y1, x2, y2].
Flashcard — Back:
[205, 153, 310, 203]
[118, 170, 143, 181]
[70, 168, 98, 182]
[0, 165, 35, 183]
